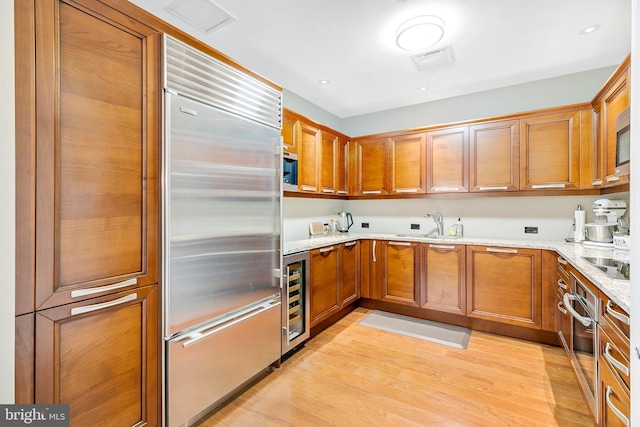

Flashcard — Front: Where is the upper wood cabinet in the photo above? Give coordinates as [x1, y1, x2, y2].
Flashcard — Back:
[466, 245, 542, 329]
[469, 120, 519, 192]
[336, 138, 349, 196]
[426, 126, 469, 193]
[421, 243, 466, 315]
[297, 121, 321, 193]
[319, 130, 337, 194]
[353, 137, 389, 196]
[282, 112, 297, 153]
[593, 60, 630, 188]
[389, 133, 427, 195]
[31, 0, 159, 311]
[519, 110, 582, 191]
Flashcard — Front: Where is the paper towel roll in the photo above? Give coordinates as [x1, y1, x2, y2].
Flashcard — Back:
[574, 209, 586, 242]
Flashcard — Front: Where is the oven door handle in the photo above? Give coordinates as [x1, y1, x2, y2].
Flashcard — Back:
[562, 293, 593, 327]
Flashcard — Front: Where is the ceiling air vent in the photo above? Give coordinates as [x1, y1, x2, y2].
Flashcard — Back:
[165, 0, 235, 34]
[411, 45, 455, 71]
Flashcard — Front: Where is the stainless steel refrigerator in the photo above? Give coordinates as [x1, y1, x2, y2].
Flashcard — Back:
[162, 36, 283, 427]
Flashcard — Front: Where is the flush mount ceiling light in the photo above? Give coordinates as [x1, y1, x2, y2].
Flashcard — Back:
[396, 15, 445, 51]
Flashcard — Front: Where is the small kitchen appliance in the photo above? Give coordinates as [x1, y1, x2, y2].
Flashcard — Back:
[336, 211, 353, 233]
[583, 199, 627, 247]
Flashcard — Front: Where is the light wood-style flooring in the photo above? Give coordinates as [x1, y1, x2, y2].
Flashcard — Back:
[200, 308, 595, 426]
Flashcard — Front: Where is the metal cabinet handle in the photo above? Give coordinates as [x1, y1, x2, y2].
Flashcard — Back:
[486, 247, 517, 254]
[606, 301, 630, 325]
[70, 278, 138, 298]
[362, 190, 382, 195]
[372, 240, 377, 262]
[557, 257, 567, 265]
[478, 186, 508, 191]
[322, 188, 335, 193]
[70, 293, 137, 316]
[300, 185, 317, 191]
[557, 279, 568, 290]
[430, 244, 455, 250]
[605, 386, 629, 426]
[344, 241, 357, 247]
[182, 299, 280, 348]
[591, 179, 603, 186]
[557, 301, 567, 315]
[531, 183, 566, 189]
[433, 186, 459, 192]
[319, 246, 335, 253]
[606, 175, 620, 183]
[604, 342, 630, 376]
[395, 189, 419, 193]
[563, 293, 592, 327]
[389, 241, 411, 246]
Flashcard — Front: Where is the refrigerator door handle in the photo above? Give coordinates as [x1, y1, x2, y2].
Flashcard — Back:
[181, 299, 281, 348]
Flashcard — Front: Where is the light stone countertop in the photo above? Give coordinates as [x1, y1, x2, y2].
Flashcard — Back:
[283, 233, 631, 313]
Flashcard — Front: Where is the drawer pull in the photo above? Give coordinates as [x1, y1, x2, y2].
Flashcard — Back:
[557, 257, 568, 265]
[344, 241, 357, 247]
[319, 246, 335, 253]
[430, 244, 455, 250]
[486, 247, 517, 254]
[71, 278, 138, 298]
[300, 185, 317, 192]
[389, 241, 412, 246]
[322, 188, 335, 193]
[70, 293, 137, 316]
[604, 342, 630, 376]
[606, 301, 630, 325]
[531, 183, 566, 189]
[556, 301, 567, 315]
[432, 186, 460, 192]
[557, 279, 568, 291]
[605, 386, 629, 427]
[362, 190, 382, 195]
[395, 189, 419, 193]
[478, 186, 508, 191]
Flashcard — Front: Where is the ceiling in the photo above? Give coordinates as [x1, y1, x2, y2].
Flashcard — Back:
[129, 0, 632, 118]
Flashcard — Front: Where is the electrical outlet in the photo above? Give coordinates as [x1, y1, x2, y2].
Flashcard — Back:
[361, 222, 369, 228]
[411, 224, 420, 230]
[524, 226, 538, 234]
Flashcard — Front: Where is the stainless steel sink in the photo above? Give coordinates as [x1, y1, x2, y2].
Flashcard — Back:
[581, 257, 630, 280]
[394, 233, 459, 240]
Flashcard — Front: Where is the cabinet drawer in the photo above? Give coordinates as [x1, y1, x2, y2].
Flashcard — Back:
[601, 298, 630, 340]
[599, 327, 630, 391]
[599, 352, 630, 427]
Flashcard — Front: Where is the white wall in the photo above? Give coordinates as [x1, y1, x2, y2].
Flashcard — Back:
[1, 0, 15, 403]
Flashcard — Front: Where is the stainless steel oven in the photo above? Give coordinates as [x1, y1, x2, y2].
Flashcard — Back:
[563, 272, 599, 422]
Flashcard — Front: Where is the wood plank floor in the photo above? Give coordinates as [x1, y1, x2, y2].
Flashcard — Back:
[199, 308, 595, 426]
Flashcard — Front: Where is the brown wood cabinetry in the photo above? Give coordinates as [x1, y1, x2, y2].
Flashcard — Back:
[426, 126, 469, 193]
[336, 138, 350, 195]
[340, 241, 360, 306]
[469, 120, 519, 192]
[466, 246, 541, 329]
[377, 241, 420, 307]
[389, 133, 427, 195]
[35, 286, 158, 426]
[541, 250, 560, 333]
[281, 111, 297, 153]
[297, 121, 321, 193]
[319, 130, 338, 194]
[353, 137, 389, 196]
[310, 245, 341, 326]
[555, 254, 572, 351]
[519, 110, 582, 190]
[592, 57, 630, 188]
[420, 243, 465, 315]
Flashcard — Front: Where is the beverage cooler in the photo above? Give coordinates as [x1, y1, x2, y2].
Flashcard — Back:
[282, 251, 310, 355]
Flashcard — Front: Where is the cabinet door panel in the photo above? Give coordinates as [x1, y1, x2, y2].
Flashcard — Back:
[319, 130, 337, 194]
[336, 138, 349, 195]
[281, 111, 297, 153]
[310, 246, 340, 326]
[340, 242, 360, 306]
[519, 111, 580, 190]
[602, 70, 630, 185]
[354, 138, 388, 195]
[35, 285, 158, 427]
[380, 241, 419, 307]
[389, 133, 426, 194]
[297, 121, 320, 192]
[469, 120, 519, 192]
[466, 246, 541, 329]
[421, 244, 465, 315]
[34, 0, 158, 310]
[426, 126, 469, 193]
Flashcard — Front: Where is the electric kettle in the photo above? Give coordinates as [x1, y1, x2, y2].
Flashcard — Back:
[336, 212, 353, 233]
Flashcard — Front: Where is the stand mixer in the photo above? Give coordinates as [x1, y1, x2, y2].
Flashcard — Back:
[583, 199, 627, 247]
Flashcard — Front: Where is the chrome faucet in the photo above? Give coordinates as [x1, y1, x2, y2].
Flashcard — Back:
[424, 212, 444, 236]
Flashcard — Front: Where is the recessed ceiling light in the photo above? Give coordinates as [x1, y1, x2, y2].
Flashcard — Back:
[319, 79, 330, 85]
[579, 24, 601, 35]
[419, 87, 429, 91]
[396, 15, 445, 51]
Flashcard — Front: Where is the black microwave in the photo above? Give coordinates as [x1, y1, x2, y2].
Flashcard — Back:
[615, 107, 630, 177]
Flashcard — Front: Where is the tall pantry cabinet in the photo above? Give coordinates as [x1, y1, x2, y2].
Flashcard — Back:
[15, 0, 160, 425]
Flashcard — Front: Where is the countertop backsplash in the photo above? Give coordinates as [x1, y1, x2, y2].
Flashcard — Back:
[283, 193, 630, 243]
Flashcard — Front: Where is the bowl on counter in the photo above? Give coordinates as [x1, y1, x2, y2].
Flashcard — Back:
[583, 223, 617, 243]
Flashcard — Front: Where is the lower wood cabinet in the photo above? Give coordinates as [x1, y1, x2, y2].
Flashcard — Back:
[310, 242, 360, 327]
[34, 285, 158, 427]
[420, 243, 465, 315]
[466, 245, 541, 329]
[377, 240, 420, 307]
[598, 353, 630, 427]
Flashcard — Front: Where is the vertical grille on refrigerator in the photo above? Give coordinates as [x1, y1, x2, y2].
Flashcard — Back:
[282, 252, 310, 355]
